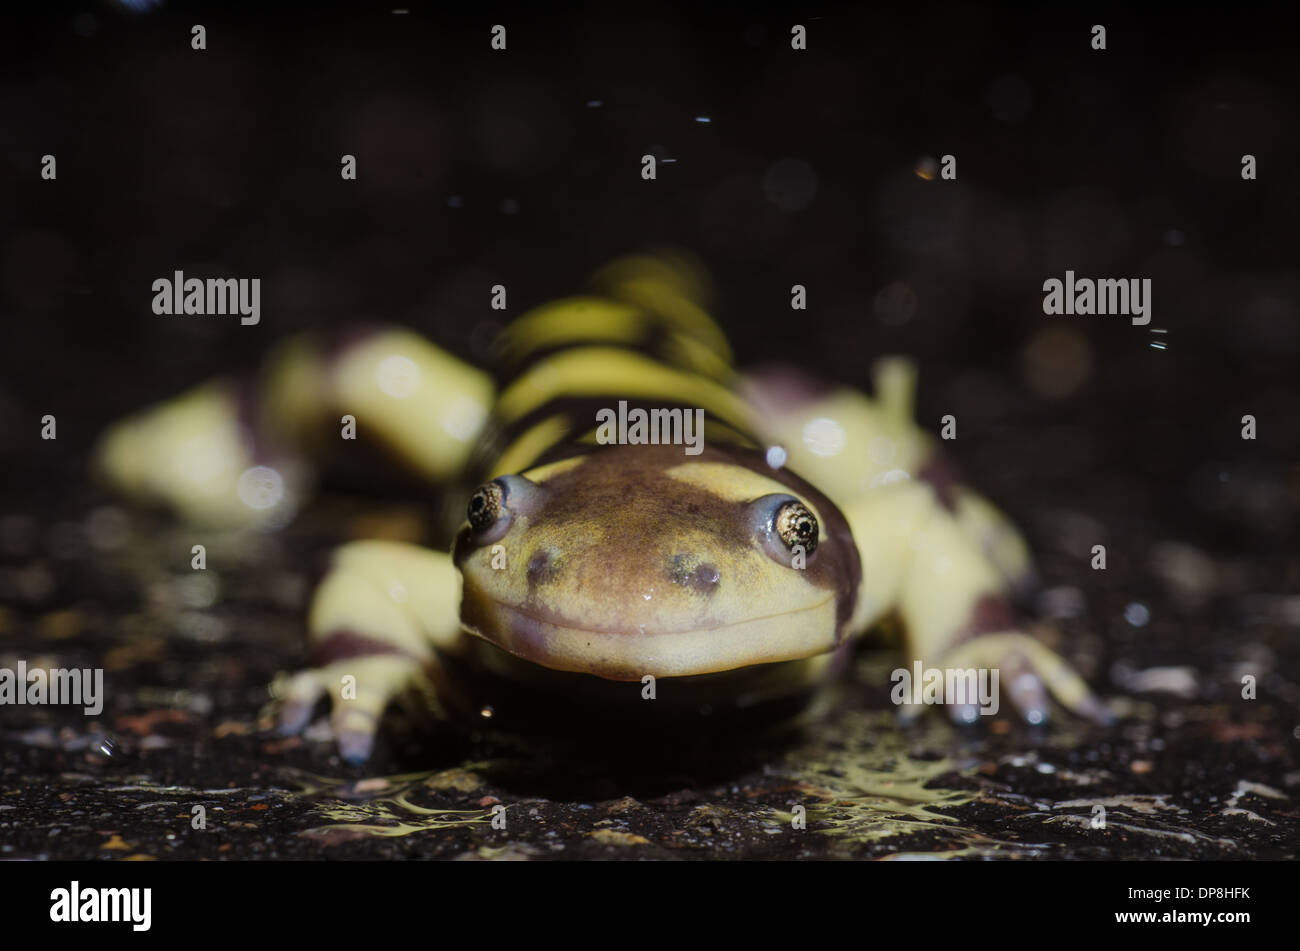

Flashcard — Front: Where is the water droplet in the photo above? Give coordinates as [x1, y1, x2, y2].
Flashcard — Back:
[1124, 602, 1150, 627]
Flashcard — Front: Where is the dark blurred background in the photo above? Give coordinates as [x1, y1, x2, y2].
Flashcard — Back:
[2, 1, 1297, 560]
[1, 1, 1298, 863]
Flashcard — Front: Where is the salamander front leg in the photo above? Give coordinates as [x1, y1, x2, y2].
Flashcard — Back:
[947, 486, 1037, 596]
[842, 481, 1110, 726]
[275, 540, 464, 763]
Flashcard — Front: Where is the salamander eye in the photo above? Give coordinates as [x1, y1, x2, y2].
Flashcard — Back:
[774, 500, 818, 555]
[465, 474, 541, 544]
[750, 493, 819, 566]
[468, 481, 505, 534]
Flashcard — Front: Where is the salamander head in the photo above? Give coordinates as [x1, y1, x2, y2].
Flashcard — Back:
[452, 444, 859, 680]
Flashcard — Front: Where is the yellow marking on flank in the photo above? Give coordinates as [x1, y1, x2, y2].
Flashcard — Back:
[334, 330, 494, 480]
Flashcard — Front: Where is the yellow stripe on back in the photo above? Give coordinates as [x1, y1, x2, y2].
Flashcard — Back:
[489, 414, 573, 479]
[494, 297, 649, 366]
[493, 346, 754, 434]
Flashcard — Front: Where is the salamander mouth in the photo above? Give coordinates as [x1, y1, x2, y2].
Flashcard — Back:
[459, 594, 839, 681]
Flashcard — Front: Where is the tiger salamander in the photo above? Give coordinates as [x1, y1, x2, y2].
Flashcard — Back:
[96, 252, 1109, 761]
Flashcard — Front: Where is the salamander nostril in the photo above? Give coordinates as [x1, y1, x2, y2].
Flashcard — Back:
[526, 549, 559, 588]
[668, 554, 720, 594]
